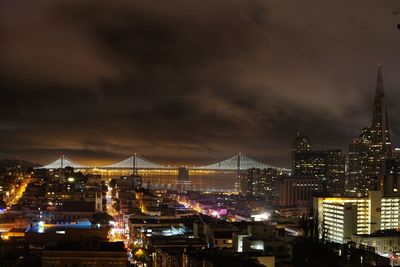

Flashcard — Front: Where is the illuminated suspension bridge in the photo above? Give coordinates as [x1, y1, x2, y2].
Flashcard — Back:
[40, 153, 290, 173]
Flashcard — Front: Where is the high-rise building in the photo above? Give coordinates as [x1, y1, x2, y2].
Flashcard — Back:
[294, 149, 345, 195]
[348, 66, 393, 195]
[177, 167, 190, 193]
[326, 150, 346, 195]
[346, 138, 366, 195]
[294, 151, 326, 178]
[240, 168, 278, 199]
[382, 158, 400, 197]
[367, 65, 392, 175]
[279, 176, 320, 206]
[291, 132, 312, 170]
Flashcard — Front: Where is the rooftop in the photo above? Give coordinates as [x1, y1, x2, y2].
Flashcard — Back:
[148, 236, 207, 247]
[57, 201, 96, 212]
[26, 221, 94, 233]
[45, 240, 126, 252]
[355, 229, 400, 238]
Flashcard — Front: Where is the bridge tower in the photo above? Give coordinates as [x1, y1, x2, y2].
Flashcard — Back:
[132, 153, 137, 175]
[235, 153, 241, 193]
[131, 153, 143, 190]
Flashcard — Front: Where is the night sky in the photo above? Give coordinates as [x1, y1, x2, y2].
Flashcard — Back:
[1, 0, 400, 167]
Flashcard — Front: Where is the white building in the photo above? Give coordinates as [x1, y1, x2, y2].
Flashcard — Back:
[352, 230, 400, 258]
[314, 191, 400, 244]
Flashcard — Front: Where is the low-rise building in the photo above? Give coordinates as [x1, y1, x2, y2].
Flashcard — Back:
[42, 240, 127, 267]
[203, 224, 239, 249]
[352, 230, 400, 258]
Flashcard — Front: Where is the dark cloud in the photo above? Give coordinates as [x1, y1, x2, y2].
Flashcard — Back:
[1, 0, 400, 167]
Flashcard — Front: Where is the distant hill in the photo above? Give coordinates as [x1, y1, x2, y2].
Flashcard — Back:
[0, 158, 40, 170]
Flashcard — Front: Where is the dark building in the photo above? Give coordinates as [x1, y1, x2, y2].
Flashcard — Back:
[347, 137, 365, 195]
[294, 150, 345, 195]
[240, 168, 278, 199]
[326, 150, 346, 195]
[177, 167, 190, 193]
[42, 240, 127, 267]
[291, 132, 312, 170]
[132, 174, 143, 190]
[294, 151, 326, 178]
[382, 158, 400, 196]
[348, 66, 393, 195]
[278, 176, 320, 206]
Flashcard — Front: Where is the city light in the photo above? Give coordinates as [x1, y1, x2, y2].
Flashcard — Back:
[251, 212, 271, 222]
[0, 3, 399, 267]
[38, 221, 45, 233]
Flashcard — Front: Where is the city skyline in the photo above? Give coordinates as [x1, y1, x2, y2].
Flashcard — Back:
[2, 2, 400, 265]
[1, 0, 400, 167]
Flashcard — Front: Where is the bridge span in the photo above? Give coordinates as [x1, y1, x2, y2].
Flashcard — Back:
[40, 153, 290, 173]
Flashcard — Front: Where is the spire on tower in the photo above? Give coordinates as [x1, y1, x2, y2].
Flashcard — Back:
[371, 64, 391, 158]
[372, 65, 388, 129]
[376, 64, 385, 97]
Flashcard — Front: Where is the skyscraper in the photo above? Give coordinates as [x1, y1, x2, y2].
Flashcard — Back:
[326, 149, 346, 195]
[294, 149, 345, 195]
[348, 66, 393, 195]
[291, 132, 312, 170]
[177, 167, 190, 193]
[347, 138, 365, 194]
[240, 168, 278, 199]
[367, 65, 392, 176]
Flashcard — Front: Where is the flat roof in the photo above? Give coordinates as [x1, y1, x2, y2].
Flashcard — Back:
[148, 236, 207, 247]
[26, 221, 94, 233]
[45, 241, 126, 252]
[354, 230, 400, 238]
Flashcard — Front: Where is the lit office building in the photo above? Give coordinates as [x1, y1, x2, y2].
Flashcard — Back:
[240, 168, 278, 199]
[351, 230, 400, 258]
[294, 149, 345, 195]
[347, 137, 368, 195]
[347, 66, 393, 195]
[326, 150, 346, 195]
[321, 202, 359, 243]
[291, 132, 312, 170]
[380, 198, 400, 230]
[314, 190, 400, 244]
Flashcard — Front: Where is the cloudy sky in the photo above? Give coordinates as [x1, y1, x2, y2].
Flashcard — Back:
[1, 0, 400, 167]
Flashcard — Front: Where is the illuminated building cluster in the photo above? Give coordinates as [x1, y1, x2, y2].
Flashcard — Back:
[347, 66, 393, 196]
[315, 191, 400, 244]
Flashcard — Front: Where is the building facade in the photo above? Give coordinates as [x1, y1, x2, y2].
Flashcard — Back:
[240, 168, 278, 199]
[347, 66, 392, 196]
[314, 191, 400, 244]
[351, 230, 400, 258]
[294, 150, 345, 195]
[291, 132, 312, 170]
[279, 176, 320, 206]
